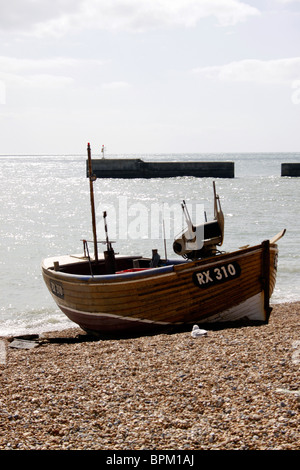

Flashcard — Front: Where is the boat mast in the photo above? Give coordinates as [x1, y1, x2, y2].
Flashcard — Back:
[87, 142, 99, 263]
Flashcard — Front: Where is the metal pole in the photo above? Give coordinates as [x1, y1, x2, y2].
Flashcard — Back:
[87, 142, 99, 263]
[103, 210, 110, 251]
[102, 210, 116, 273]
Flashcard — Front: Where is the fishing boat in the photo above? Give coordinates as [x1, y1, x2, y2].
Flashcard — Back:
[41, 143, 286, 336]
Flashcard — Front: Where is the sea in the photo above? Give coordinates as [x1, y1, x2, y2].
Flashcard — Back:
[0, 152, 299, 337]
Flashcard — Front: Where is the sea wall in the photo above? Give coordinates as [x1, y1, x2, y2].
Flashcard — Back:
[87, 159, 235, 178]
[281, 163, 300, 177]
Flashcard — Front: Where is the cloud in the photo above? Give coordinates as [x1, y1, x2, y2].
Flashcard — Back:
[192, 57, 300, 84]
[0, 56, 104, 72]
[276, 0, 300, 3]
[0, 1, 81, 32]
[0, 56, 104, 91]
[0, 0, 260, 36]
[102, 81, 130, 90]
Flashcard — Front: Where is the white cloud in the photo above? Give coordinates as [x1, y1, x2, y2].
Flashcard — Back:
[18, 74, 74, 89]
[0, 56, 104, 72]
[102, 81, 130, 90]
[0, 0, 260, 36]
[192, 57, 300, 84]
[0, 56, 105, 92]
[0, 71, 74, 93]
[0, 79, 6, 104]
[276, 0, 300, 3]
[0, 1, 81, 32]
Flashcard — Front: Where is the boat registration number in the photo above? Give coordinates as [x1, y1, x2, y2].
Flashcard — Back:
[50, 280, 64, 299]
[193, 261, 241, 288]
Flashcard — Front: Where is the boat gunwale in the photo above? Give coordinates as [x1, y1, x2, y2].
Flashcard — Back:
[42, 263, 175, 282]
[42, 242, 278, 284]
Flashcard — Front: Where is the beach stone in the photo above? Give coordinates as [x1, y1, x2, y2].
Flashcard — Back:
[8, 339, 39, 349]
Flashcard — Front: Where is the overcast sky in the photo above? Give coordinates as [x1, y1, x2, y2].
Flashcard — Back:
[0, 0, 300, 154]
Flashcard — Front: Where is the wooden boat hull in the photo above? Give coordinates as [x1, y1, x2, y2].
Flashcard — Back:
[42, 240, 279, 335]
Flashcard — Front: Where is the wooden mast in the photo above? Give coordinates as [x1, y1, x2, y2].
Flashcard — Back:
[87, 142, 99, 263]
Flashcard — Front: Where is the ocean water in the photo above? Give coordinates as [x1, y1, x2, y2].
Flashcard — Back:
[0, 152, 299, 336]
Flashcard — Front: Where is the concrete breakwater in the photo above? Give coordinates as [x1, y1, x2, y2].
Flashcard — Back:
[281, 163, 300, 177]
[87, 159, 235, 178]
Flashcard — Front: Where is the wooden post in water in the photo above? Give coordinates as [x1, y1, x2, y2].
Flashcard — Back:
[87, 143, 99, 263]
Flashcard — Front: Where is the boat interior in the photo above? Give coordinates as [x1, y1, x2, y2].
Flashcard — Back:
[49, 252, 188, 276]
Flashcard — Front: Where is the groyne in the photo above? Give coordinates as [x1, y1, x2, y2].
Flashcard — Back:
[281, 163, 300, 177]
[87, 159, 235, 178]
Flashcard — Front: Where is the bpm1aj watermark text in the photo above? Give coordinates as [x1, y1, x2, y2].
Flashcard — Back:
[105, 453, 194, 467]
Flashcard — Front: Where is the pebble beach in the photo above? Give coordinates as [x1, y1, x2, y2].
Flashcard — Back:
[0, 302, 299, 451]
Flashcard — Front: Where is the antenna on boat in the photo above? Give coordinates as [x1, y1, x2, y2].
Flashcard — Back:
[181, 200, 195, 233]
[87, 142, 99, 264]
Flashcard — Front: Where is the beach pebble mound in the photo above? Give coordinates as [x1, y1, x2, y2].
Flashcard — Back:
[0, 302, 299, 450]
